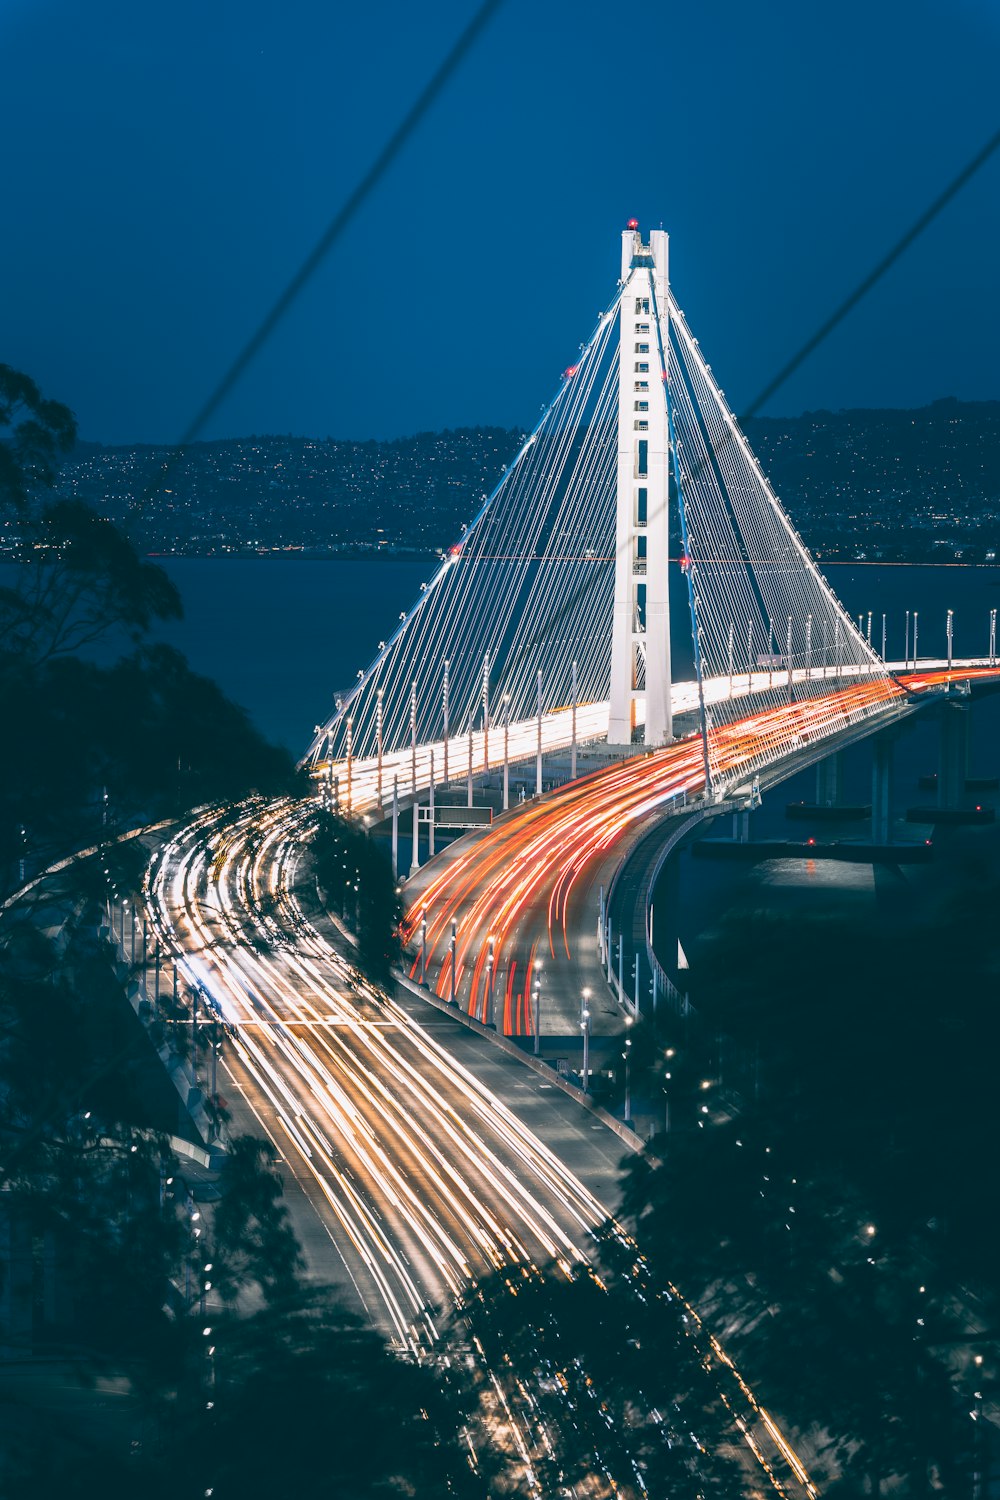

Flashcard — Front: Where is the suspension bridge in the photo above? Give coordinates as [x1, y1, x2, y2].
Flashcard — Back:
[302, 221, 1000, 1036]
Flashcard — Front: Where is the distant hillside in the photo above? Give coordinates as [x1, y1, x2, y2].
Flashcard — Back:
[40, 398, 1000, 563]
[746, 397, 1000, 562]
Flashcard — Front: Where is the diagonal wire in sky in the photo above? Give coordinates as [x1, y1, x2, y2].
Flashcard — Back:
[739, 123, 1000, 423]
[134, 0, 504, 520]
[518, 123, 1000, 656]
[180, 0, 504, 448]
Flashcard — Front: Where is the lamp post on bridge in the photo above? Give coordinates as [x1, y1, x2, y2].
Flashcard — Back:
[990, 608, 997, 667]
[913, 610, 919, 667]
[947, 608, 954, 674]
[536, 668, 543, 797]
[467, 717, 474, 807]
[482, 652, 490, 772]
[881, 613, 887, 660]
[623, 1014, 634, 1126]
[905, 609, 911, 668]
[428, 749, 436, 859]
[571, 660, 578, 780]
[409, 682, 420, 877]
[376, 689, 384, 809]
[503, 694, 510, 811]
[805, 614, 812, 679]
[442, 659, 450, 786]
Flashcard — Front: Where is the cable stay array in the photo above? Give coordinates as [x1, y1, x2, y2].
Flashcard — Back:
[305, 247, 893, 792]
[660, 293, 892, 788]
[305, 291, 625, 767]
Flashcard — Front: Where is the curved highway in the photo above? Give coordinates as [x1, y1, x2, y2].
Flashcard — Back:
[403, 669, 992, 1035]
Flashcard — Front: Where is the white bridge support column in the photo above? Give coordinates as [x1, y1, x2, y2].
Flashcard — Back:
[609, 223, 672, 747]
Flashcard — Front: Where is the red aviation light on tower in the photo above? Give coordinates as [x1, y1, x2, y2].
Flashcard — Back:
[627, 218, 639, 231]
[563, 364, 579, 379]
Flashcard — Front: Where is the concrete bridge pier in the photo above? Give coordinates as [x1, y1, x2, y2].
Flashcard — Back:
[938, 698, 970, 809]
[871, 732, 893, 845]
[815, 750, 843, 808]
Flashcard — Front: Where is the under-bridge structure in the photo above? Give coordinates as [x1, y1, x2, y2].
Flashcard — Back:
[302, 222, 1000, 1038]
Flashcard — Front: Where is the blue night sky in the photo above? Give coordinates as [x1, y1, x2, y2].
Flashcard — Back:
[1, 0, 998, 444]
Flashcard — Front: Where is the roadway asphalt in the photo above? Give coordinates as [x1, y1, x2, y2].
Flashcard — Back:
[142, 797, 826, 1496]
[399, 667, 1000, 1048]
[146, 803, 632, 1351]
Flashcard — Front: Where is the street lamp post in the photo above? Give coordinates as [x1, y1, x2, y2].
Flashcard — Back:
[420, 909, 427, 987]
[663, 1047, 675, 1134]
[947, 608, 954, 674]
[449, 918, 457, 1006]
[532, 961, 542, 1056]
[486, 935, 495, 1029]
[623, 1014, 633, 1126]
[580, 1008, 591, 1094]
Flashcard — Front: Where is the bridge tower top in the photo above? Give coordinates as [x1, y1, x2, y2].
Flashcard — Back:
[609, 222, 672, 747]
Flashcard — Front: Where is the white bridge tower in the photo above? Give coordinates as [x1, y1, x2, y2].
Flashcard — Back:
[608, 222, 672, 747]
